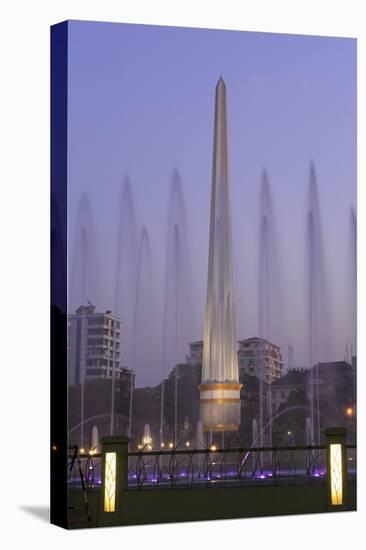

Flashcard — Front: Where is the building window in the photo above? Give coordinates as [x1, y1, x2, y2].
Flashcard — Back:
[86, 368, 104, 376]
[88, 317, 104, 325]
[88, 328, 104, 336]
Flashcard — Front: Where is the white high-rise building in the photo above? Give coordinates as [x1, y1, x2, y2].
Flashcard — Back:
[238, 337, 284, 383]
[68, 303, 124, 385]
[199, 78, 242, 434]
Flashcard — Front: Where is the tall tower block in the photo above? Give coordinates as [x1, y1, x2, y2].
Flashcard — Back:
[199, 78, 242, 433]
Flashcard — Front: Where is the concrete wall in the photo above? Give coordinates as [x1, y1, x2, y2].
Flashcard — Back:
[68, 481, 356, 529]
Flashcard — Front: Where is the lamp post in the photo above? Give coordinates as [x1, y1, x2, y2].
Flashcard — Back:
[325, 427, 347, 510]
[98, 435, 129, 527]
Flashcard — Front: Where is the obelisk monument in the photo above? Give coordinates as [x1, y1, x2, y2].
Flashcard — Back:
[199, 77, 242, 435]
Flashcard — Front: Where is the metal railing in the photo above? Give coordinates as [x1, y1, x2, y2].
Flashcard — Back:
[68, 443, 356, 491]
[68, 448, 102, 490]
[128, 445, 327, 490]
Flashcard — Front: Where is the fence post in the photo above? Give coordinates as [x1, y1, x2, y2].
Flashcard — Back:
[98, 435, 129, 527]
[325, 427, 347, 511]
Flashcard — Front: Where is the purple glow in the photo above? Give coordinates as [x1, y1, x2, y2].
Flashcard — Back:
[67, 22, 356, 386]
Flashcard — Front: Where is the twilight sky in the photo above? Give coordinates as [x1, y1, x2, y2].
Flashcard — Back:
[67, 20, 356, 386]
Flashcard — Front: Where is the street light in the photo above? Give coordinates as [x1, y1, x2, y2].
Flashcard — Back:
[345, 406, 353, 417]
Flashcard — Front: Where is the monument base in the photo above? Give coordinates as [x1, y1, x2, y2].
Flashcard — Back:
[199, 382, 242, 432]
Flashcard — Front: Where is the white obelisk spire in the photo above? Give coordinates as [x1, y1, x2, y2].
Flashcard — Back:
[200, 77, 242, 434]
